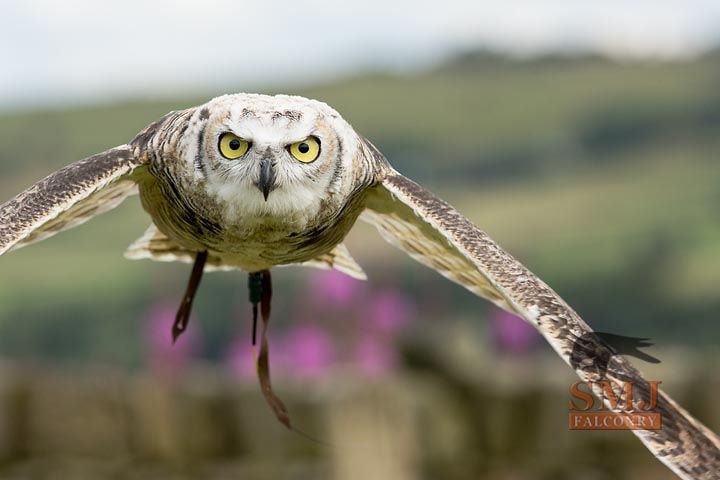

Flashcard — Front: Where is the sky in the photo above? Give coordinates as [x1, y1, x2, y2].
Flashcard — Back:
[2, 0, 720, 109]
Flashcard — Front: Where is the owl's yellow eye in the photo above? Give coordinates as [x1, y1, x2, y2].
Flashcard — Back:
[288, 136, 321, 163]
[218, 133, 250, 159]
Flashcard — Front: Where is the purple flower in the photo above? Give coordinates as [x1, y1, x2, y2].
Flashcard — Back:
[227, 324, 335, 380]
[488, 307, 539, 354]
[309, 270, 365, 307]
[144, 301, 201, 380]
[284, 324, 336, 379]
[365, 289, 414, 334]
[227, 272, 416, 381]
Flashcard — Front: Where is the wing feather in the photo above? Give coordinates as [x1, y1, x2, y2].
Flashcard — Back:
[126, 224, 367, 278]
[0, 145, 145, 255]
[362, 170, 720, 479]
[297, 243, 367, 280]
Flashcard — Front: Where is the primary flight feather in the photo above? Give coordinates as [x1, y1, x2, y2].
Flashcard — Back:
[0, 93, 718, 479]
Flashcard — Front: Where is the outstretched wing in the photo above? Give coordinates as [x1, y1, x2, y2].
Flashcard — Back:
[361, 169, 720, 479]
[0, 145, 146, 255]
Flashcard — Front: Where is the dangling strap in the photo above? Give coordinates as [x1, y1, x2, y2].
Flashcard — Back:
[249, 270, 291, 428]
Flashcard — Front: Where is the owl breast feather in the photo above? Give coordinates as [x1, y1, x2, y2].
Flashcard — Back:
[137, 171, 366, 270]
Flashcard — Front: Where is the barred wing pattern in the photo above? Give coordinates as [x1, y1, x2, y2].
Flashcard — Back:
[361, 171, 720, 480]
[0, 145, 145, 256]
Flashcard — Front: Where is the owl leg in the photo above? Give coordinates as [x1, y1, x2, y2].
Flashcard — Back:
[248, 272, 264, 345]
[172, 251, 208, 343]
[248, 270, 291, 428]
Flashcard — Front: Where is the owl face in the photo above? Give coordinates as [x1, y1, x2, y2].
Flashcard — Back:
[188, 94, 359, 222]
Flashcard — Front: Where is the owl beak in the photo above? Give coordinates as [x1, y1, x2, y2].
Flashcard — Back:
[257, 158, 276, 201]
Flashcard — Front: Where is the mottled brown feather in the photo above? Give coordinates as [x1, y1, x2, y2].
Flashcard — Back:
[362, 167, 720, 479]
[0, 145, 146, 255]
[125, 223, 367, 278]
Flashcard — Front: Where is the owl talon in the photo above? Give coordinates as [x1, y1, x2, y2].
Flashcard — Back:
[172, 251, 208, 343]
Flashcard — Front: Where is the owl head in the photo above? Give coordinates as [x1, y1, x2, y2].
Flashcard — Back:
[180, 93, 366, 222]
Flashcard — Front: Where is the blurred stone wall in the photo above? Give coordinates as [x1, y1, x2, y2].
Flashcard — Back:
[0, 359, 717, 480]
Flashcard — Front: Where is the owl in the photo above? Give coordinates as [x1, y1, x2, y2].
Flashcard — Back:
[0, 94, 718, 478]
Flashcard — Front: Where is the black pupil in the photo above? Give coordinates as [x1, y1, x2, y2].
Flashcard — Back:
[229, 139, 241, 150]
[298, 142, 310, 154]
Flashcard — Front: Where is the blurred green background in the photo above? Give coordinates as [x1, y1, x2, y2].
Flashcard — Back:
[2, 26, 720, 480]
